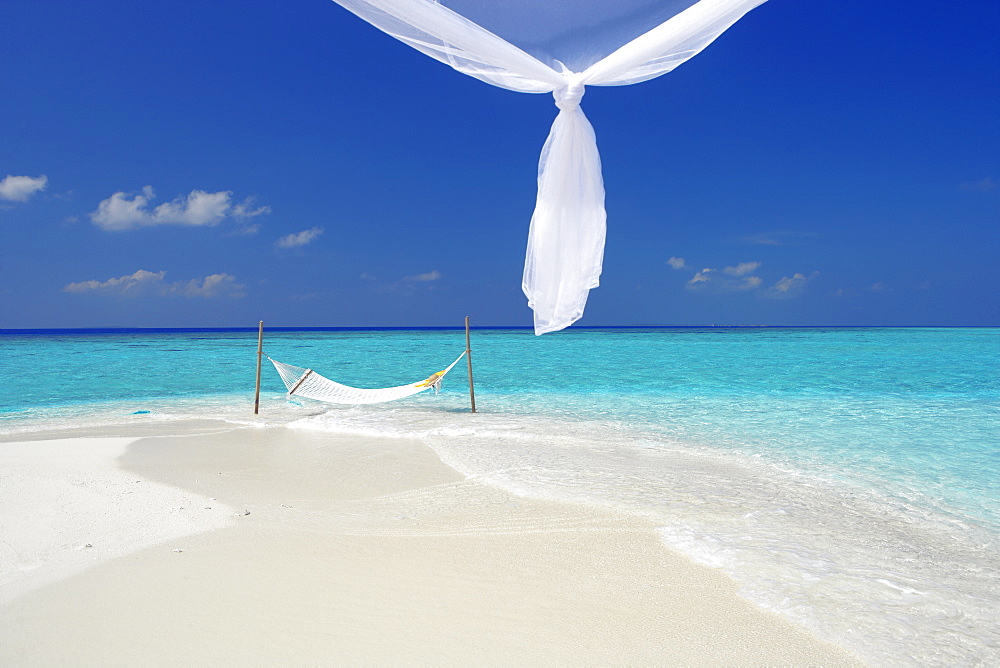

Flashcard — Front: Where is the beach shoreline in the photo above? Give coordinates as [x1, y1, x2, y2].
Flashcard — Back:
[0, 420, 860, 665]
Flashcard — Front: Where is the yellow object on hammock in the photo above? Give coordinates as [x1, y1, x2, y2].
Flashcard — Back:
[416, 370, 447, 388]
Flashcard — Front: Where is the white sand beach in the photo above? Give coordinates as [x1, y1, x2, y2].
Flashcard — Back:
[0, 421, 860, 665]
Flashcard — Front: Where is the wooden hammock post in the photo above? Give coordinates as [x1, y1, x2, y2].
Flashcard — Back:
[465, 316, 477, 413]
[254, 320, 264, 415]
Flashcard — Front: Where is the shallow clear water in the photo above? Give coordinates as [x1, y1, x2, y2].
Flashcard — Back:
[1, 326, 998, 665]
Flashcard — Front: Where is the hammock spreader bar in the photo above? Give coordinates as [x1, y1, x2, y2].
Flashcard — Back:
[268, 351, 467, 405]
[287, 369, 314, 396]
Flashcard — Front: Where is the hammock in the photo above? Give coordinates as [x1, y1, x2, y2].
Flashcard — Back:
[268, 351, 467, 405]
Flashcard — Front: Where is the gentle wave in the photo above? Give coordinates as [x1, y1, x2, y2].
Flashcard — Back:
[288, 402, 1000, 666]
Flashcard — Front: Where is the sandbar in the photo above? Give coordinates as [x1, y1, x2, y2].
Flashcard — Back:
[0, 421, 860, 665]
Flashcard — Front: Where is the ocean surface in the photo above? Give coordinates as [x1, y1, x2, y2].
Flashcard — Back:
[1, 326, 997, 665]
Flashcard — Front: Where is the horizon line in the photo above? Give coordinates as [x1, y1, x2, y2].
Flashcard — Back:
[1, 324, 996, 334]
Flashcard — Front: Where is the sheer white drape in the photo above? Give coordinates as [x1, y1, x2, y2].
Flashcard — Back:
[332, 0, 767, 334]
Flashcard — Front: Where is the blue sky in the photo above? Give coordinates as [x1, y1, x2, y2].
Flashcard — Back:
[2, 0, 997, 329]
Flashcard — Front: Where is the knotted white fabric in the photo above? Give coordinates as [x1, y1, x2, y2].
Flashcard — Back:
[332, 0, 768, 334]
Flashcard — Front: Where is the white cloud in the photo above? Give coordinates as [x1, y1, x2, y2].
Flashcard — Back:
[687, 264, 761, 292]
[667, 256, 687, 270]
[166, 273, 245, 298]
[773, 273, 806, 293]
[232, 196, 271, 218]
[0, 174, 48, 202]
[90, 186, 267, 231]
[763, 272, 819, 299]
[63, 269, 244, 298]
[723, 261, 760, 277]
[356, 270, 440, 294]
[404, 270, 441, 282]
[740, 231, 817, 246]
[686, 260, 816, 298]
[275, 226, 324, 248]
[742, 233, 783, 246]
[154, 190, 230, 226]
[232, 222, 261, 236]
[63, 269, 166, 294]
[687, 268, 714, 286]
[960, 177, 997, 193]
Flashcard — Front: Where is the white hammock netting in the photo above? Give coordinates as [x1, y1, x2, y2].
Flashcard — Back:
[329, 0, 768, 334]
[269, 351, 467, 405]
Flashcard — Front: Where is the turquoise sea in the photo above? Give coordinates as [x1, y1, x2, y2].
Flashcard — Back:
[1, 327, 997, 665]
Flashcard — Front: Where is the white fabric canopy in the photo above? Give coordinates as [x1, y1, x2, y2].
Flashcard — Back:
[331, 0, 768, 334]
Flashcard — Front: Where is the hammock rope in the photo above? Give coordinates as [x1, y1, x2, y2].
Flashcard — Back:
[267, 351, 467, 405]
